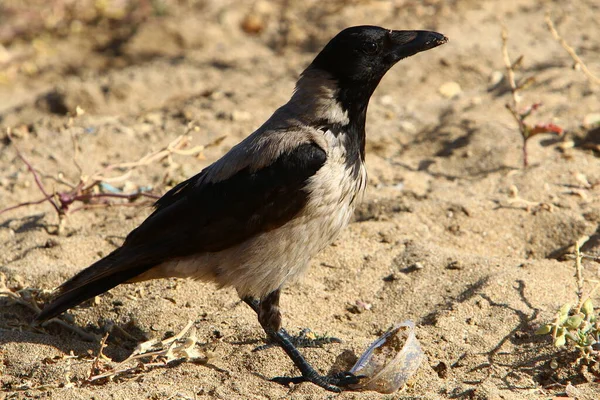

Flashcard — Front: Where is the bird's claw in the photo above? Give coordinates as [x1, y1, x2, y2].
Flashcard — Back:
[330, 371, 365, 386]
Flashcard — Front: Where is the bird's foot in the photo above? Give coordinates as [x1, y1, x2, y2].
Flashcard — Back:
[271, 370, 363, 393]
[254, 328, 342, 351]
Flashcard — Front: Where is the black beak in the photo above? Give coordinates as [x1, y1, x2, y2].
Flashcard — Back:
[387, 30, 448, 61]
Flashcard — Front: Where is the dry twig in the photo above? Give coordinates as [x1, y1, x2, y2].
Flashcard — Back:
[88, 333, 111, 380]
[572, 236, 600, 317]
[503, 184, 553, 213]
[86, 320, 210, 383]
[574, 236, 589, 305]
[545, 14, 600, 85]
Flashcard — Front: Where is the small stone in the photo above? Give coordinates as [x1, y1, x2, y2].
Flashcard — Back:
[412, 262, 425, 270]
[438, 81, 462, 98]
[231, 110, 252, 122]
[399, 120, 416, 134]
[488, 70, 504, 89]
[583, 113, 600, 128]
[144, 112, 163, 126]
[241, 13, 265, 34]
[446, 260, 462, 270]
[557, 140, 574, 150]
[379, 95, 394, 106]
[10, 124, 30, 139]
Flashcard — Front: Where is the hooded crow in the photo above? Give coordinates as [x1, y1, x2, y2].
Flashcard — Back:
[36, 25, 447, 392]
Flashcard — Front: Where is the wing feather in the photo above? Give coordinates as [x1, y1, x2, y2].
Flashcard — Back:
[36, 141, 327, 322]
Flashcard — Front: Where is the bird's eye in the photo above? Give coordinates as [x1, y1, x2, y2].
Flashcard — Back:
[361, 41, 379, 55]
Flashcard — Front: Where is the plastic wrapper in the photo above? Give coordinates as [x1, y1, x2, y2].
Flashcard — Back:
[348, 321, 424, 393]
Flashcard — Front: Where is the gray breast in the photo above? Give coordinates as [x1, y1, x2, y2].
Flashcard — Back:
[147, 129, 367, 299]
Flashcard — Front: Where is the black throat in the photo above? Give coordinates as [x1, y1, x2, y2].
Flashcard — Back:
[316, 77, 381, 178]
[337, 77, 382, 160]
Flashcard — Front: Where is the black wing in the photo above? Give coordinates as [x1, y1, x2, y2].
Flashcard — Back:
[127, 142, 326, 255]
[36, 142, 326, 322]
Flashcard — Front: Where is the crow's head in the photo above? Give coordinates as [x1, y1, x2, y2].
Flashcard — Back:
[311, 26, 447, 85]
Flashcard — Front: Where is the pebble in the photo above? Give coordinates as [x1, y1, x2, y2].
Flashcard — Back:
[241, 13, 265, 34]
[231, 110, 252, 122]
[488, 70, 504, 89]
[412, 262, 424, 270]
[399, 120, 416, 134]
[438, 81, 462, 98]
[144, 112, 163, 126]
[379, 95, 394, 106]
[583, 113, 600, 128]
[446, 260, 463, 270]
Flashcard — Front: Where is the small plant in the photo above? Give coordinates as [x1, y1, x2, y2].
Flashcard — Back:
[536, 237, 600, 361]
[501, 27, 564, 168]
[536, 300, 599, 360]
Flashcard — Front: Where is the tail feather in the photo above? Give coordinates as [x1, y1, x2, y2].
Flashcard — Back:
[35, 249, 155, 323]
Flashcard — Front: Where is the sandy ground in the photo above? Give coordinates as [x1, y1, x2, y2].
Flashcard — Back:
[1, 0, 600, 399]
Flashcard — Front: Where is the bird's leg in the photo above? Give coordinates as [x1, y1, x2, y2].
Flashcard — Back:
[253, 327, 342, 351]
[243, 293, 341, 350]
[242, 290, 361, 393]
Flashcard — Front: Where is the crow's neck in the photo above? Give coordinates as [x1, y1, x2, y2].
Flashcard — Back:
[292, 68, 376, 162]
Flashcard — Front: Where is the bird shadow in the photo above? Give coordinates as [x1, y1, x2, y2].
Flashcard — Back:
[421, 276, 491, 326]
[464, 280, 589, 393]
[0, 299, 144, 359]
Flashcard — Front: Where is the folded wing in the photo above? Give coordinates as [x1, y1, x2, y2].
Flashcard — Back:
[36, 142, 327, 322]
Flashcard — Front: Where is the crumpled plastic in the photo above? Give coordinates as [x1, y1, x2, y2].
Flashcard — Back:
[348, 321, 425, 393]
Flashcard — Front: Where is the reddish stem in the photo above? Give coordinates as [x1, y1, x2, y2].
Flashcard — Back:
[9, 136, 62, 216]
[0, 196, 53, 216]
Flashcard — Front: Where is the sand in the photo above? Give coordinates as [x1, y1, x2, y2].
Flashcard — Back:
[1, 1, 599, 399]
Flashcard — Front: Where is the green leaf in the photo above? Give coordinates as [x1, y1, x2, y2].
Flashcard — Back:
[566, 314, 584, 330]
[558, 303, 572, 325]
[582, 299, 594, 317]
[535, 324, 552, 335]
[559, 303, 572, 316]
[580, 321, 592, 334]
[554, 334, 566, 347]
